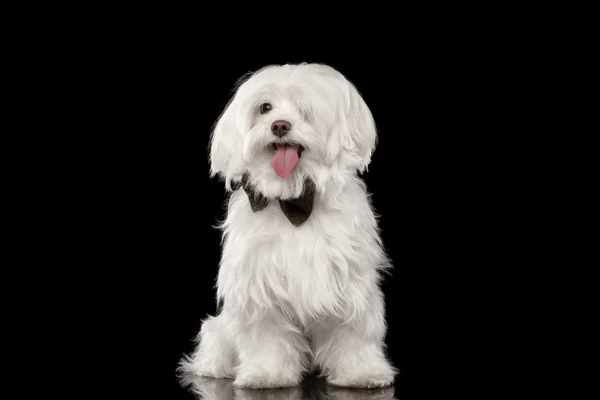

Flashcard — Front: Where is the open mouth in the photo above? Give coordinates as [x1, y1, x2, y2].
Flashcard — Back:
[269, 142, 305, 156]
[268, 142, 305, 178]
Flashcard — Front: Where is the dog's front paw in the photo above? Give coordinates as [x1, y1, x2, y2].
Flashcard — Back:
[233, 368, 301, 389]
[328, 370, 395, 389]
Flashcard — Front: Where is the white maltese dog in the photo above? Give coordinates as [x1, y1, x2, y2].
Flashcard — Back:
[180, 63, 397, 389]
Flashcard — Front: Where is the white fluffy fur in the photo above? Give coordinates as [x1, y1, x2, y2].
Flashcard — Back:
[179, 63, 397, 389]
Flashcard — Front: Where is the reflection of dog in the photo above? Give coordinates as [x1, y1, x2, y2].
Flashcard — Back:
[185, 376, 397, 400]
[180, 63, 396, 389]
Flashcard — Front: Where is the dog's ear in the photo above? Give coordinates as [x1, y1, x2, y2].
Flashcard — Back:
[321, 65, 378, 173]
[210, 72, 257, 190]
[340, 78, 378, 173]
[209, 94, 245, 191]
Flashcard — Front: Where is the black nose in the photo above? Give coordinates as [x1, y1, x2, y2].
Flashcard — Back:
[271, 120, 291, 137]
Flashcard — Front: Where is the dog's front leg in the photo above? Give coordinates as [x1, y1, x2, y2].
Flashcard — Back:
[233, 310, 309, 389]
[312, 289, 397, 388]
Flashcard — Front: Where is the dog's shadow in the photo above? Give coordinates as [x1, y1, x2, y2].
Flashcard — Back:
[181, 373, 397, 400]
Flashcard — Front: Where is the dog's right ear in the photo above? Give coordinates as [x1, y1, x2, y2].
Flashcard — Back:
[210, 71, 258, 191]
[209, 95, 245, 191]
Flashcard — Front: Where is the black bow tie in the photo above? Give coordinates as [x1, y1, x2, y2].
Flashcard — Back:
[236, 174, 316, 227]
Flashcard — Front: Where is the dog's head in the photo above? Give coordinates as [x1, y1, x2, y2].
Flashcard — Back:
[209, 63, 377, 198]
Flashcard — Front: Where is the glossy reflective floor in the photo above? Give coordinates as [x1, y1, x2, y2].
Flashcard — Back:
[180, 373, 398, 400]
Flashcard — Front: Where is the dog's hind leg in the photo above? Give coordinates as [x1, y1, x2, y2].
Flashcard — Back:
[178, 310, 238, 379]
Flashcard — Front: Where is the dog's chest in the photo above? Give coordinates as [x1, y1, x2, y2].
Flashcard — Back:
[219, 181, 382, 320]
[233, 205, 358, 316]
[219, 192, 382, 318]
[247, 218, 331, 276]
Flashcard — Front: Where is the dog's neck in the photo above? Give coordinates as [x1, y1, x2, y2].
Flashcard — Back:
[236, 173, 316, 227]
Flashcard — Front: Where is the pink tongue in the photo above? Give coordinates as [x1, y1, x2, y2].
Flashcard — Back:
[270, 144, 300, 178]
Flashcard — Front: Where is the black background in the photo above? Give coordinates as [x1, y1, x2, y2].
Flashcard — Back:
[11, 5, 550, 396]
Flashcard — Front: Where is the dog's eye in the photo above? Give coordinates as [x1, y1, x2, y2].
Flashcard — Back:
[259, 103, 272, 114]
[299, 107, 311, 121]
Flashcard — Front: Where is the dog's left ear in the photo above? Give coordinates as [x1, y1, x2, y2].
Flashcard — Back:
[335, 77, 378, 173]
